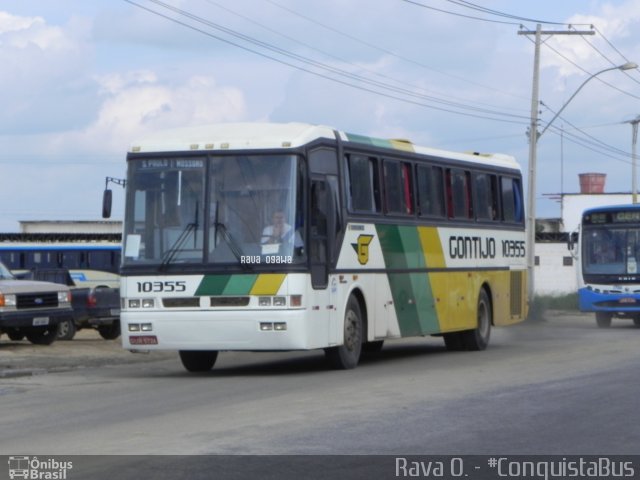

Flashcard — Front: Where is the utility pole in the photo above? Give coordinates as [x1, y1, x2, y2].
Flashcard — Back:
[518, 24, 595, 307]
[626, 116, 640, 203]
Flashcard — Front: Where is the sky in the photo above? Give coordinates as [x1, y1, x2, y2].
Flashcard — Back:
[1, 0, 639, 232]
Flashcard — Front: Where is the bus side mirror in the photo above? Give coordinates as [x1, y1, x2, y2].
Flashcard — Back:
[102, 189, 113, 218]
[567, 230, 578, 258]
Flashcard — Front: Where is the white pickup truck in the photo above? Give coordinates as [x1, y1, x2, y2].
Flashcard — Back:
[0, 260, 73, 345]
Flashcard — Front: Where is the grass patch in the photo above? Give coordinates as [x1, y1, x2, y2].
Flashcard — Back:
[528, 293, 578, 321]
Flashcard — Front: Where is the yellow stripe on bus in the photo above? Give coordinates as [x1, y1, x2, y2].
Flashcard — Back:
[250, 274, 286, 295]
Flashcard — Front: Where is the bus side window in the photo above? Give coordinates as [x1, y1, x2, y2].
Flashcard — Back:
[500, 177, 523, 224]
[447, 168, 472, 219]
[475, 173, 499, 221]
[383, 160, 414, 215]
[416, 165, 445, 218]
[346, 154, 381, 213]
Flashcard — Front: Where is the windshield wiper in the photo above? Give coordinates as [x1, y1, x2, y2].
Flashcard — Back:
[214, 221, 245, 264]
[160, 203, 199, 270]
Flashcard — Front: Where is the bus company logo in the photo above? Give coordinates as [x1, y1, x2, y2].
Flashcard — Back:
[8, 456, 73, 479]
[351, 235, 374, 265]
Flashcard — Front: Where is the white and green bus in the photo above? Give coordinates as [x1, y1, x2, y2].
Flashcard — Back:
[106, 122, 527, 372]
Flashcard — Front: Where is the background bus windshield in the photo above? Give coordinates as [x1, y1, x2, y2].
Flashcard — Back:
[122, 154, 306, 267]
[583, 226, 640, 275]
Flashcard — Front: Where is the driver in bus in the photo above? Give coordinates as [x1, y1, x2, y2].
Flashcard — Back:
[261, 210, 293, 244]
[261, 210, 303, 248]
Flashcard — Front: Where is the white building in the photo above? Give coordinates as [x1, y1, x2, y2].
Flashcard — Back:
[535, 173, 634, 296]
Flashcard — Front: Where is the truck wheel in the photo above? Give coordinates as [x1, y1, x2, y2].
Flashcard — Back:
[460, 289, 492, 351]
[596, 312, 612, 328]
[325, 295, 363, 369]
[26, 327, 57, 345]
[98, 322, 121, 340]
[57, 319, 77, 341]
[179, 351, 218, 372]
[7, 330, 25, 341]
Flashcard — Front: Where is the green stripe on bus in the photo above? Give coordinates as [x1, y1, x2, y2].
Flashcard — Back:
[345, 133, 415, 152]
[195, 275, 232, 296]
[224, 274, 259, 295]
[377, 225, 440, 335]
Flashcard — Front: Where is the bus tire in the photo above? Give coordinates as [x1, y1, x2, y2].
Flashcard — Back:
[633, 315, 640, 327]
[26, 327, 58, 345]
[443, 332, 465, 351]
[179, 350, 218, 372]
[461, 289, 492, 351]
[57, 319, 76, 341]
[325, 296, 363, 370]
[595, 312, 612, 328]
[98, 322, 121, 340]
[362, 340, 384, 353]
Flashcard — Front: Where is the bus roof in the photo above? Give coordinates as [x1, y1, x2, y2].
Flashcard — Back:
[130, 122, 519, 170]
[583, 203, 640, 215]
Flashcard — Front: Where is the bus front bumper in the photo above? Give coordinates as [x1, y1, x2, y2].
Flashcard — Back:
[120, 309, 330, 351]
[578, 287, 640, 312]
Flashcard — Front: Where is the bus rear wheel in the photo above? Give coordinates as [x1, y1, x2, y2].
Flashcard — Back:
[595, 312, 612, 328]
[460, 289, 492, 351]
[325, 296, 363, 370]
[179, 350, 218, 372]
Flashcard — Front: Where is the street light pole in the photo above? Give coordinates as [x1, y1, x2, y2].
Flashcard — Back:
[625, 115, 640, 204]
[522, 35, 636, 305]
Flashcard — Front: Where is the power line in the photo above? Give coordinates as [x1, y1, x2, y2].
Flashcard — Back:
[125, 0, 530, 124]
[265, 0, 531, 103]
[443, 0, 573, 26]
[399, 0, 519, 25]
[203, 0, 529, 116]
[519, 29, 640, 101]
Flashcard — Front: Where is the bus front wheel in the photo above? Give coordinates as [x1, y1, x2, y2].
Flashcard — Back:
[179, 350, 218, 372]
[325, 296, 363, 370]
[595, 312, 612, 328]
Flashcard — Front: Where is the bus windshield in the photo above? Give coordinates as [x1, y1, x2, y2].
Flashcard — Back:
[583, 226, 640, 275]
[122, 154, 306, 268]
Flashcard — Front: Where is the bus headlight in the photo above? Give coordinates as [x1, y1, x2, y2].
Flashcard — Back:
[259, 297, 272, 307]
[142, 299, 155, 308]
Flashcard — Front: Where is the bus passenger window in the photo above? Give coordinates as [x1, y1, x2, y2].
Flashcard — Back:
[346, 154, 381, 213]
[447, 169, 472, 219]
[475, 173, 499, 221]
[416, 165, 444, 217]
[500, 177, 523, 224]
[383, 160, 414, 215]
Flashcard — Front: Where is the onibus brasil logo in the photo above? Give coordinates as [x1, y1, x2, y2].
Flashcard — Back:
[8, 456, 73, 479]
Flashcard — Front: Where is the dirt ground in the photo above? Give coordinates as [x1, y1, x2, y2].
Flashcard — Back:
[0, 328, 173, 377]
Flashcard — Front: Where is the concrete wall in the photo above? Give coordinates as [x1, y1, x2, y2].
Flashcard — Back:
[534, 242, 577, 296]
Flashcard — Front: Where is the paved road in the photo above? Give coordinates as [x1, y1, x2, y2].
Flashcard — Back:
[0, 312, 638, 464]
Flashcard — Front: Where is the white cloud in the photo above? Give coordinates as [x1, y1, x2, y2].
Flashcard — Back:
[61, 72, 247, 152]
[541, 0, 640, 78]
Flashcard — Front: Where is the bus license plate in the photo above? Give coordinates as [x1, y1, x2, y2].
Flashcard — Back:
[110, 308, 121, 316]
[33, 317, 50, 326]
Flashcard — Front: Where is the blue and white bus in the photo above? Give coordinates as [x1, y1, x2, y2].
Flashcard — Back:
[577, 203, 640, 328]
[0, 235, 121, 289]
